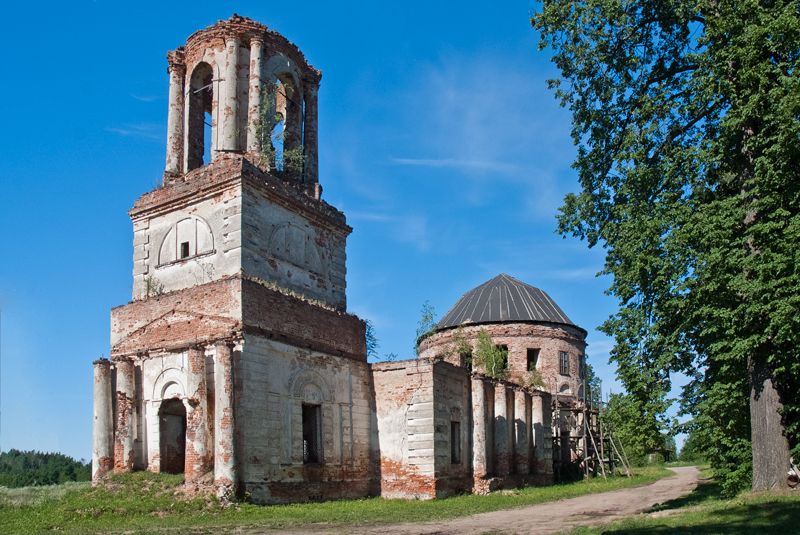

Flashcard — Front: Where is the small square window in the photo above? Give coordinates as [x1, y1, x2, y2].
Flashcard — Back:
[559, 351, 570, 376]
[180, 241, 190, 259]
[450, 421, 461, 464]
[527, 348, 540, 371]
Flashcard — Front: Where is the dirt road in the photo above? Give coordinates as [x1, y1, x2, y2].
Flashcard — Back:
[286, 466, 700, 535]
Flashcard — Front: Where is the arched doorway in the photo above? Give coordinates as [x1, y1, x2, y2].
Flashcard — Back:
[159, 398, 186, 474]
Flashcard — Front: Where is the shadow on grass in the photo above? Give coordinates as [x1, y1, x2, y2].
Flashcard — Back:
[648, 474, 722, 512]
[603, 500, 800, 534]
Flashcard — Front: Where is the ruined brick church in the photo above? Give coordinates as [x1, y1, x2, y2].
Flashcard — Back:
[91, 15, 589, 503]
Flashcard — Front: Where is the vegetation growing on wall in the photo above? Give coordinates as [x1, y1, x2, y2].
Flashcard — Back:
[472, 330, 509, 380]
[414, 300, 438, 355]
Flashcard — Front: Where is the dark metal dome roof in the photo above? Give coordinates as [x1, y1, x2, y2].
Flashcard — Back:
[437, 273, 579, 330]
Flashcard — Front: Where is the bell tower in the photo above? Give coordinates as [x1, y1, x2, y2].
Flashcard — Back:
[163, 14, 321, 198]
[94, 16, 369, 498]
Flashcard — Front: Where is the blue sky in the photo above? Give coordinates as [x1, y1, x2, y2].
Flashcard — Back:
[0, 1, 682, 460]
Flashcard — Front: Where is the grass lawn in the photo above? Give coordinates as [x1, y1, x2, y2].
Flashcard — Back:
[0, 466, 669, 534]
[570, 467, 800, 534]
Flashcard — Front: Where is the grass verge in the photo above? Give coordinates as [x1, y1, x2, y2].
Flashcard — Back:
[570, 466, 800, 534]
[0, 466, 670, 534]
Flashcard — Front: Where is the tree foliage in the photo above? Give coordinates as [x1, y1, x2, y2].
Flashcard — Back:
[0, 449, 91, 488]
[365, 319, 379, 360]
[472, 330, 509, 379]
[414, 301, 438, 355]
[534, 0, 800, 494]
[584, 361, 603, 407]
[602, 393, 669, 466]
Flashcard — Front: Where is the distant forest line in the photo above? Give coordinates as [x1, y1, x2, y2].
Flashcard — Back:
[0, 449, 91, 488]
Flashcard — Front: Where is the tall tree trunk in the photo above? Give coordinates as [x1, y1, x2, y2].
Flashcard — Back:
[749, 353, 791, 490]
[739, 110, 791, 491]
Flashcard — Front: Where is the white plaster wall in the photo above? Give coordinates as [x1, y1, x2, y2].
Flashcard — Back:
[237, 334, 373, 501]
[132, 187, 242, 299]
[241, 187, 347, 309]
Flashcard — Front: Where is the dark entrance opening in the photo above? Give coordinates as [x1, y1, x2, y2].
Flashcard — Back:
[302, 404, 321, 464]
[159, 398, 186, 474]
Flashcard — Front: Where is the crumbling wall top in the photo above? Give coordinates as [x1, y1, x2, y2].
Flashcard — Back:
[167, 14, 321, 83]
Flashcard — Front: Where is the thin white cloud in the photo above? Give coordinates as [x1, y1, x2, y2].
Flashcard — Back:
[390, 157, 519, 174]
[130, 94, 160, 103]
[105, 123, 163, 141]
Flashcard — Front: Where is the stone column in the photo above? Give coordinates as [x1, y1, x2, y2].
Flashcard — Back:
[531, 392, 553, 474]
[214, 341, 237, 493]
[471, 377, 488, 481]
[185, 346, 211, 481]
[221, 36, 240, 152]
[303, 81, 319, 189]
[165, 59, 186, 177]
[246, 38, 264, 153]
[113, 358, 135, 473]
[92, 359, 114, 481]
[526, 392, 534, 474]
[494, 384, 511, 477]
[514, 390, 530, 475]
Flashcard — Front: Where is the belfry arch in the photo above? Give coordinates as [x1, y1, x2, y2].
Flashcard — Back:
[186, 62, 214, 171]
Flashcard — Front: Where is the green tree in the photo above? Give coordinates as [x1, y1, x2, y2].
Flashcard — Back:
[602, 393, 667, 466]
[0, 449, 91, 488]
[534, 0, 800, 493]
[414, 301, 438, 355]
[583, 361, 603, 407]
[679, 424, 706, 463]
[365, 319, 379, 360]
[472, 330, 509, 379]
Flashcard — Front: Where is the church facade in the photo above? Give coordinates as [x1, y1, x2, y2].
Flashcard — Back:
[91, 15, 587, 503]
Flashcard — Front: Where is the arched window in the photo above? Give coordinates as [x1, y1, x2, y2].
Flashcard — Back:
[187, 62, 214, 170]
[158, 216, 214, 265]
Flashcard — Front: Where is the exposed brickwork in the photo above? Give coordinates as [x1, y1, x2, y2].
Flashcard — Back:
[185, 346, 211, 482]
[419, 322, 587, 402]
[241, 277, 366, 361]
[213, 342, 236, 492]
[112, 358, 135, 473]
[111, 276, 242, 354]
[92, 359, 114, 482]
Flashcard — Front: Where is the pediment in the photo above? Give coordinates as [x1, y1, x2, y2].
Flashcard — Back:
[112, 309, 240, 355]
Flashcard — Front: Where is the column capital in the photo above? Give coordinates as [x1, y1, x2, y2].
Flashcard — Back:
[214, 339, 236, 351]
[166, 48, 186, 74]
[167, 61, 186, 76]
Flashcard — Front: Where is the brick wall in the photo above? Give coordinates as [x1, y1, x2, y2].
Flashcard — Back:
[418, 322, 587, 402]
